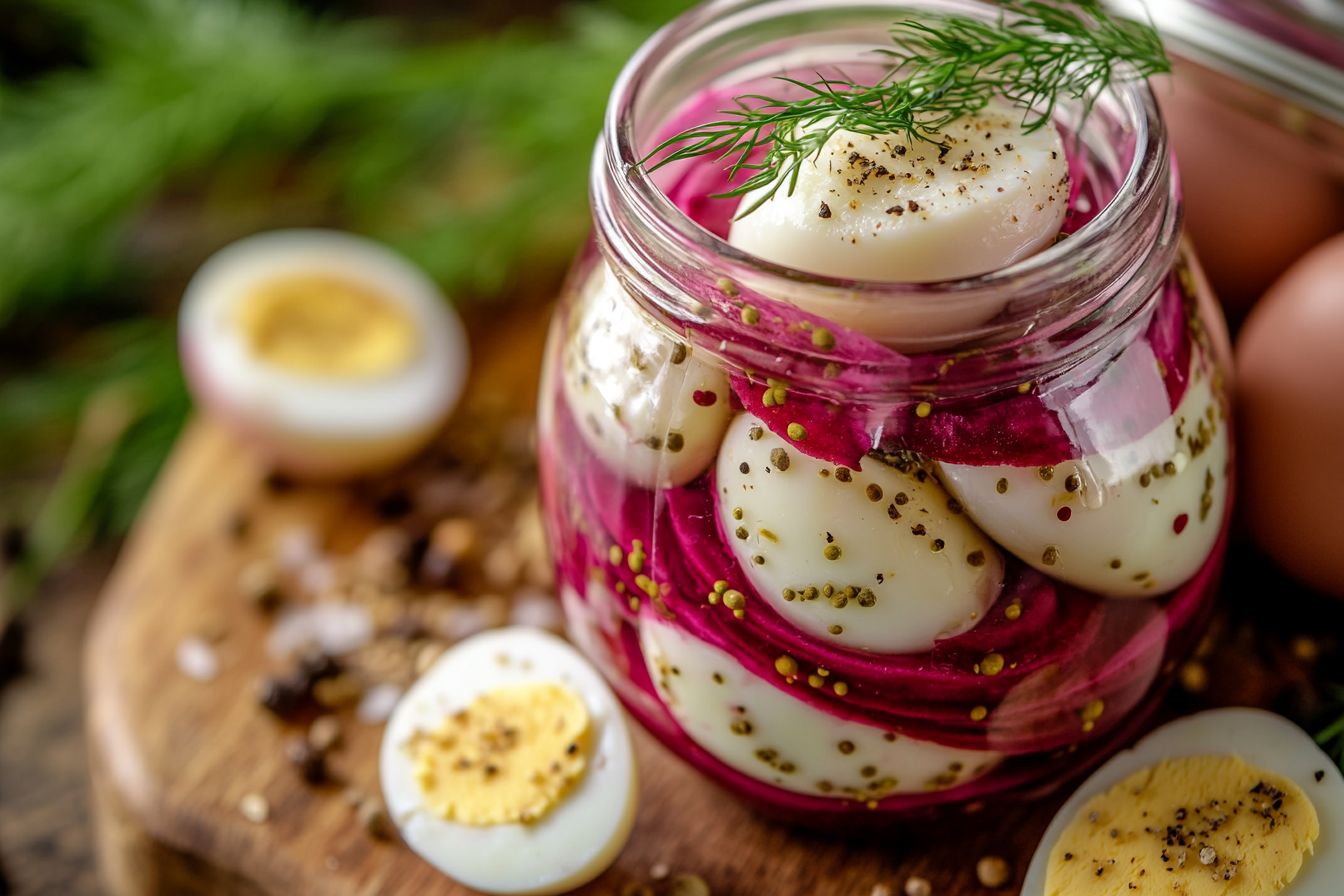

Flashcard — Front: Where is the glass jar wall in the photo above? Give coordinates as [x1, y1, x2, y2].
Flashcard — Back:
[537, 0, 1234, 823]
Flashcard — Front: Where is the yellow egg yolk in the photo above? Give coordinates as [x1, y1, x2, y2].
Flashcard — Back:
[409, 682, 591, 826]
[235, 273, 418, 377]
[1045, 755, 1319, 896]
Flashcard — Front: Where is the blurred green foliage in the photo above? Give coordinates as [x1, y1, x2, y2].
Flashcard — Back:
[0, 0, 698, 619]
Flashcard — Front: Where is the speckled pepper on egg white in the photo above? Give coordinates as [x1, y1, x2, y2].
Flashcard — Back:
[714, 412, 1005, 653]
[561, 263, 733, 489]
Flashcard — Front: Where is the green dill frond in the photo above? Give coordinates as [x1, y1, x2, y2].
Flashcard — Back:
[642, 0, 1170, 216]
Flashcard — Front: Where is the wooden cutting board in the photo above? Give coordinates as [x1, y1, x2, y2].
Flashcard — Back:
[83, 308, 1067, 896]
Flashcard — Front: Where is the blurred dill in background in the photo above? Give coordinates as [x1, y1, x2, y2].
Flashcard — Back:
[0, 0, 699, 628]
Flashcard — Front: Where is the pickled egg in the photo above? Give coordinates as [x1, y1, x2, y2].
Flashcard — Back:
[939, 348, 1228, 597]
[640, 617, 1001, 799]
[726, 99, 1069, 347]
[1237, 232, 1344, 597]
[1022, 708, 1344, 896]
[179, 230, 468, 479]
[380, 626, 637, 895]
[715, 413, 1004, 653]
[561, 264, 733, 488]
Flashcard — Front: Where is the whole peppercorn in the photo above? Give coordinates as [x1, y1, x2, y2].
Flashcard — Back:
[356, 796, 393, 840]
[295, 649, 340, 690]
[285, 735, 326, 784]
[256, 676, 306, 719]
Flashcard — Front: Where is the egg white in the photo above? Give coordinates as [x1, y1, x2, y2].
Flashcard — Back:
[1022, 708, 1344, 896]
[939, 347, 1228, 597]
[561, 263, 733, 489]
[726, 100, 1069, 349]
[641, 618, 1002, 799]
[179, 229, 468, 479]
[715, 412, 1004, 653]
[379, 626, 638, 896]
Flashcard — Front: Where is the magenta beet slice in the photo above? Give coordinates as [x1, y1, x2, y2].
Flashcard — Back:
[729, 374, 874, 470]
[555, 389, 1223, 752]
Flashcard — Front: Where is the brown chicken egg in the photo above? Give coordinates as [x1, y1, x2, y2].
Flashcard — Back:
[1237, 232, 1344, 597]
[1160, 74, 1344, 327]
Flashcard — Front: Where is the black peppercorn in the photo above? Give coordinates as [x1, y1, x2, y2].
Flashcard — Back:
[286, 735, 327, 784]
[257, 676, 305, 718]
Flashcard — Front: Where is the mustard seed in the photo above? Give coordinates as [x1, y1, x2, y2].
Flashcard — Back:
[976, 856, 1010, 889]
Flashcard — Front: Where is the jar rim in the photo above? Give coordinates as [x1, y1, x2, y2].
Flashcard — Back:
[597, 0, 1180, 360]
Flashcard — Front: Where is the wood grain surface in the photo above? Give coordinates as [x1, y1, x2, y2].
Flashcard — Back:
[0, 552, 111, 896]
[86, 408, 1064, 896]
[80, 308, 1334, 896]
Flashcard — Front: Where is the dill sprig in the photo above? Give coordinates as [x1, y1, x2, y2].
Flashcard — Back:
[643, 1, 1169, 217]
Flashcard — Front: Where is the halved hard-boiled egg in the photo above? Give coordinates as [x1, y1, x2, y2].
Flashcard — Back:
[939, 347, 1228, 598]
[715, 412, 1004, 653]
[380, 626, 637, 896]
[561, 263, 733, 489]
[726, 99, 1069, 348]
[1022, 708, 1344, 896]
[180, 229, 468, 479]
[641, 618, 1002, 799]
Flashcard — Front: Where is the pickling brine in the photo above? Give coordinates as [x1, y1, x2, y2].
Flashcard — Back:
[537, 0, 1232, 823]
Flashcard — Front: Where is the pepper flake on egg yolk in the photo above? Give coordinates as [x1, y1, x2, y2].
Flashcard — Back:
[1045, 755, 1318, 896]
[235, 273, 419, 378]
[409, 682, 592, 826]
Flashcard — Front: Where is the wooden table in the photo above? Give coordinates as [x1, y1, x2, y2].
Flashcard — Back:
[78, 310, 1344, 896]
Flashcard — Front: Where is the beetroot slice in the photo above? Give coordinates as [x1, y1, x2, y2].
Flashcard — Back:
[729, 374, 874, 470]
[879, 390, 1072, 467]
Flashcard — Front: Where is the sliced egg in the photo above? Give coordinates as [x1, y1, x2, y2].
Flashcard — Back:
[715, 412, 1003, 653]
[641, 618, 1001, 799]
[1022, 708, 1344, 896]
[179, 230, 468, 479]
[726, 100, 1069, 346]
[380, 626, 637, 895]
[938, 349, 1228, 597]
[561, 263, 733, 489]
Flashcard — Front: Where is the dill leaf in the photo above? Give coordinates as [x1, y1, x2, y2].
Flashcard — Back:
[643, 0, 1169, 216]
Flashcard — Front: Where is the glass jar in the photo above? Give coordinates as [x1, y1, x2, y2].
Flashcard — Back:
[538, 0, 1234, 823]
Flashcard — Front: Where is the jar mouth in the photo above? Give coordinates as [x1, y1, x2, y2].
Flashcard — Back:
[598, 0, 1179, 358]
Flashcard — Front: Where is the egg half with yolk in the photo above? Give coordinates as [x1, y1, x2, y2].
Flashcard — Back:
[1022, 708, 1344, 896]
[179, 229, 468, 479]
[380, 626, 637, 895]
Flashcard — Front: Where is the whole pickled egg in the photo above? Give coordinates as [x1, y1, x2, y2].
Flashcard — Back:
[1236, 232, 1344, 597]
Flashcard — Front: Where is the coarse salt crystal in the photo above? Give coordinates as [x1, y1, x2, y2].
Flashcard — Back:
[267, 603, 373, 660]
[176, 636, 220, 682]
[509, 590, 564, 631]
[442, 606, 489, 642]
[299, 559, 337, 596]
[356, 683, 403, 725]
[275, 525, 320, 571]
